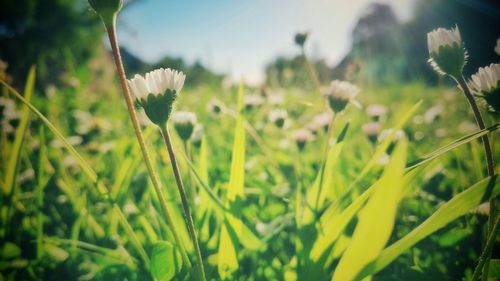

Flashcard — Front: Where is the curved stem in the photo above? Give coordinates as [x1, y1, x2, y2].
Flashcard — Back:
[160, 125, 206, 281]
[456, 76, 496, 281]
[105, 22, 192, 269]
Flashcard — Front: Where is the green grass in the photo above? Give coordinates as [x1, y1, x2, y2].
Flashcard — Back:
[0, 56, 499, 281]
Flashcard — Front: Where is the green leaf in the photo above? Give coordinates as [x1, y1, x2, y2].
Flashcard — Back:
[227, 81, 246, 203]
[488, 259, 500, 279]
[150, 241, 183, 281]
[3, 66, 35, 195]
[1, 242, 21, 259]
[44, 243, 69, 262]
[218, 81, 246, 279]
[332, 138, 407, 281]
[218, 215, 239, 280]
[359, 174, 500, 279]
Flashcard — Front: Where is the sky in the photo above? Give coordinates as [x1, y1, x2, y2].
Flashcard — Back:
[118, 0, 417, 85]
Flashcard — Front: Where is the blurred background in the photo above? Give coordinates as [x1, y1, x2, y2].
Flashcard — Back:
[1, 0, 499, 89]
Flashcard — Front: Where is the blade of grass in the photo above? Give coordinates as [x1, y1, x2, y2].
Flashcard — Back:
[406, 123, 499, 170]
[35, 126, 48, 259]
[44, 237, 136, 265]
[359, 174, 500, 279]
[332, 138, 407, 281]
[183, 150, 264, 251]
[218, 81, 245, 279]
[312, 155, 427, 264]
[3, 66, 36, 195]
[340, 101, 421, 201]
[303, 123, 349, 224]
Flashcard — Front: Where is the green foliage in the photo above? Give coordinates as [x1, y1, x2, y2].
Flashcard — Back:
[1, 34, 499, 280]
[0, 0, 103, 86]
[149, 241, 182, 281]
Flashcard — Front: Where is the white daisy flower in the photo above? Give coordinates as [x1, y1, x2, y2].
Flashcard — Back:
[427, 25, 467, 77]
[424, 105, 444, 124]
[378, 128, 405, 143]
[207, 97, 223, 114]
[269, 109, 288, 128]
[128, 68, 185, 100]
[244, 94, 264, 110]
[362, 122, 381, 144]
[127, 68, 186, 125]
[323, 80, 360, 113]
[427, 26, 462, 54]
[191, 124, 204, 146]
[307, 112, 332, 134]
[378, 128, 405, 154]
[171, 111, 197, 141]
[365, 104, 387, 121]
[469, 63, 500, 112]
[267, 90, 285, 105]
[495, 39, 500, 56]
[292, 129, 315, 150]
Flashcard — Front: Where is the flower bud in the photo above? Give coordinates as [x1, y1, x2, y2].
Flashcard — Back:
[88, 0, 123, 26]
[365, 104, 387, 122]
[292, 129, 315, 150]
[427, 25, 467, 78]
[171, 111, 197, 142]
[191, 124, 204, 147]
[269, 109, 287, 128]
[323, 80, 360, 113]
[294, 32, 308, 48]
[362, 122, 381, 144]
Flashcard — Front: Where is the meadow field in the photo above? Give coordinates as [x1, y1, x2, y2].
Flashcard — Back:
[1, 0, 499, 280]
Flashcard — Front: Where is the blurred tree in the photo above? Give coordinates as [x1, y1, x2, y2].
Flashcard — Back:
[264, 55, 331, 89]
[333, 0, 500, 84]
[0, 0, 103, 86]
[401, 0, 500, 82]
[333, 3, 405, 85]
[120, 49, 223, 87]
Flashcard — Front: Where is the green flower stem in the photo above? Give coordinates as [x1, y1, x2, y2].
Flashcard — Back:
[160, 125, 206, 281]
[314, 115, 336, 212]
[301, 47, 322, 94]
[105, 22, 192, 269]
[456, 76, 496, 280]
[471, 215, 500, 281]
[183, 140, 196, 206]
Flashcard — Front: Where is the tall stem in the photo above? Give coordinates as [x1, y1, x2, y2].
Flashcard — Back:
[183, 140, 196, 206]
[105, 22, 191, 268]
[456, 76, 496, 280]
[160, 125, 206, 281]
[301, 48, 322, 94]
[472, 215, 500, 281]
[314, 116, 335, 212]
